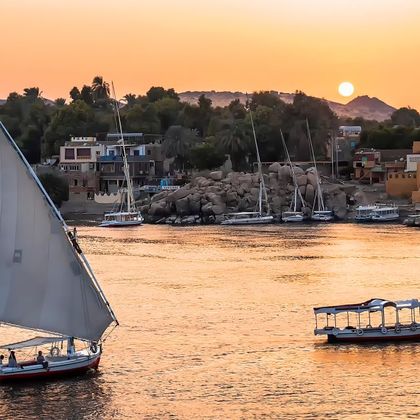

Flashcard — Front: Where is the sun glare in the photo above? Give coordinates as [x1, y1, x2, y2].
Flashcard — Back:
[338, 81, 354, 97]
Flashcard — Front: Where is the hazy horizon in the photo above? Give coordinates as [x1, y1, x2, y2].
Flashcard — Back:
[3, 0, 420, 109]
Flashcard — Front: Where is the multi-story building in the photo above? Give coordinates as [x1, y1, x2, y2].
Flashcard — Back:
[59, 133, 165, 198]
[59, 137, 103, 201]
[386, 142, 420, 199]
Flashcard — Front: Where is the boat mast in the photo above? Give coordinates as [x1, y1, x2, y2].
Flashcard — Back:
[280, 129, 305, 211]
[111, 82, 135, 213]
[248, 103, 270, 215]
[305, 119, 325, 212]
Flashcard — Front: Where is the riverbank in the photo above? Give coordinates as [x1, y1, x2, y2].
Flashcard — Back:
[60, 165, 413, 225]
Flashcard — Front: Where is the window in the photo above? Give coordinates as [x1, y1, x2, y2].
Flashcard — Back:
[76, 148, 91, 159]
[64, 148, 75, 160]
[74, 179, 78, 186]
[389, 174, 393, 179]
[133, 150, 140, 156]
[101, 163, 115, 173]
[147, 150, 151, 155]
[108, 150, 115, 157]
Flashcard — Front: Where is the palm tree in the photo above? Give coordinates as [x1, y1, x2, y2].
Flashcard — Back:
[163, 125, 198, 171]
[123, 93, 137, 108]
[91, 76, 110, 105]
[217, 122, 251, 170]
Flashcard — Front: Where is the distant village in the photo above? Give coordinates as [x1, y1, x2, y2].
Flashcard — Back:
[34, 124, 420, 216]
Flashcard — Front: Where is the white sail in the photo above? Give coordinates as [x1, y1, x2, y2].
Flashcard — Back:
[0, 123, 116, 341]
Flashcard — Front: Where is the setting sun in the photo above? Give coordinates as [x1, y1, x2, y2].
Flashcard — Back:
[338, 81, 355, 97]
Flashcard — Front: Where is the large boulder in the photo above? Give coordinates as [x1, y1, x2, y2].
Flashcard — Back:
[209, 171, 223, 181]
[167, 186, 191, 202]
[212, 204, 226, 215]
[175, 196, 191, 216]
[305, 184, 315, 204]
[292, 166, 305, 176]
[306, 171, 318, 188]
[188, 193, 201, 214]
[226, 190, 239, 206]
[268, 162, 282, 173]
[206, 192, 225, 206]
[326, 191, 347, 219]
[195, 176, 213, 188]
[201, 202, 214, 216]
[151, 190, 170, 203]
[296, 174, 307, 186]
[149, 201, 171, 217]
[278, 165, 291, 182]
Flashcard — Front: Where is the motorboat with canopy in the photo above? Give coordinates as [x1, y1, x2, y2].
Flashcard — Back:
[314, 298, 420, 343]
[0, 122, 118, 381]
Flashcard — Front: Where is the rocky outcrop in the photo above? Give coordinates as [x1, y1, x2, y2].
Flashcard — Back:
[141, 164, 353, 224]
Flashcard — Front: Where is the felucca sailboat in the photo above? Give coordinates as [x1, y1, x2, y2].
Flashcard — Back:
[221, 106, 273, 225]
[280, 130, 306, 222]
[0, 122, 118, 381]
[305, 119, 333, 222]
[99, 84, 144, 227]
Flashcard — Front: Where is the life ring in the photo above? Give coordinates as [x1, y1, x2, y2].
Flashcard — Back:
[332, 328, 339, 336]
[366, 324, 372, 329]
[356, 328, 364, 336]
[381, 327, 388, 334]
[395, 325, 402, 334]
[50, 346, 60, 357]
[410, 323, 417, 331]
[90, 342, 98, 353]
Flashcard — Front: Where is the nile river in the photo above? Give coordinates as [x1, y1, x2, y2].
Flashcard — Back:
[1, 223, 420, 419]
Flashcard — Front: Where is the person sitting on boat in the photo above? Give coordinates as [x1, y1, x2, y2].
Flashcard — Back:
[36, 350, 48, 369]
[36, 351, 45, 364]
[8, 351, 18, 368]
[0, 354, 4, 368]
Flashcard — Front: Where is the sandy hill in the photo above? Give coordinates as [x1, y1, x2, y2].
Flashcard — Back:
[179, 91, 396, 121]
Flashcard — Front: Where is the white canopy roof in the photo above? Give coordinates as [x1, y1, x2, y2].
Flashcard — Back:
[314, 298, 420, 315]
[0, 336, 66, 350]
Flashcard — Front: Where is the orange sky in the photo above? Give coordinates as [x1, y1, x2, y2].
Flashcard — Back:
[2, 0, 420, 109]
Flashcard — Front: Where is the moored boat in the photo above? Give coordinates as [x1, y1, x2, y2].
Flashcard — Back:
[314, 298, 420, 343]
[355, 204, 399, 222]
[99, 83, 143, 227]
[221, 103, 273, 225]
[221, 212, 273, 225]
[280, 129, 307, 223]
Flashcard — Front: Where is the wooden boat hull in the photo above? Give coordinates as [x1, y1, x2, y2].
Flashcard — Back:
[0, 354, 100, 382]
[221, 216, 273, 225]
[99, 220, 143, 227]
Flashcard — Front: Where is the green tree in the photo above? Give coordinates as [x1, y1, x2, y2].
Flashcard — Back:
[38, 173, 69, 207]
[391, 107, 420, 127]
[163, 125, 198, 170]
[190, 141, 226, 170]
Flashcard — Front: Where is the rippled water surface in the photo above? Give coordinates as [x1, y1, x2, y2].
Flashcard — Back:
[2, 223, 420, 419]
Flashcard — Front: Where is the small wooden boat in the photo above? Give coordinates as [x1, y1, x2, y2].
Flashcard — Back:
[314, 298, 420, 343]
[0, 337, 101, 382]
